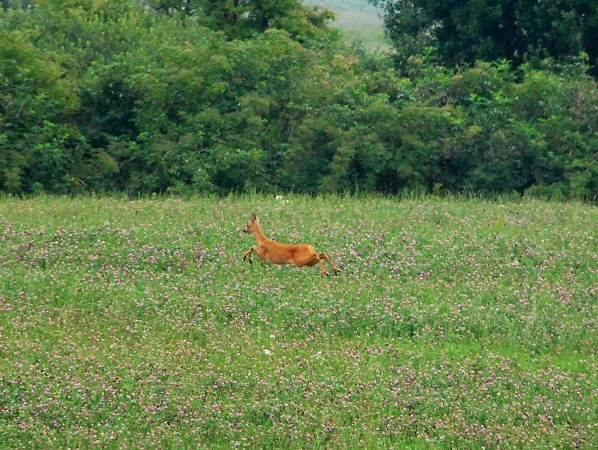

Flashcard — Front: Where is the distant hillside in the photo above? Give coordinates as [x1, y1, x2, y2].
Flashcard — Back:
[302, 0, 388, 50]
[302, 0, 379, 13]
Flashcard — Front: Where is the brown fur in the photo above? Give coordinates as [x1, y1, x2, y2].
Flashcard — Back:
[242, 213, 340, 276]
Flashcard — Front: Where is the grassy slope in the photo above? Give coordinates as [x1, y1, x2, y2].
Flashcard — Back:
[303, 0, 389, 50]
[332, 11, 389, 51]
[1, 195, 597, 448]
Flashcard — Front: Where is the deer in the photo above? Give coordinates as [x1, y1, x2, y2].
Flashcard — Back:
[242, 213, 341, 276]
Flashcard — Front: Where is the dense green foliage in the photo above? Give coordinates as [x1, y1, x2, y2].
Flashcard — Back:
[2, 0, 598, 199]
[1, 195, 597, 448]
[371, 0, 598, 75]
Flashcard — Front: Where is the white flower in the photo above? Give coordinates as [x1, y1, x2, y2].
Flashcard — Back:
[263, 349, 272, 356]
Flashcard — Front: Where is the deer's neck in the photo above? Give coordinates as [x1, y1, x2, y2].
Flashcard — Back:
[251, 227, 268, 244]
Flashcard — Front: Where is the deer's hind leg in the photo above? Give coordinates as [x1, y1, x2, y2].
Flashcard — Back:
[294, 251, 330, 276]
[319, 252, 341, 275]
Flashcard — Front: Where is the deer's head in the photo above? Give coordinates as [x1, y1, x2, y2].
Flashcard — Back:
[243, 213, 260, 234]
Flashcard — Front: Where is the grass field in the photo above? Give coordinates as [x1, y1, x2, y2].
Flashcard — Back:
[1, 194, 597, 448]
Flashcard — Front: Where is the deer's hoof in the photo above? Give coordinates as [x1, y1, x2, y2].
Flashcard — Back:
[334, 269, 342, 275]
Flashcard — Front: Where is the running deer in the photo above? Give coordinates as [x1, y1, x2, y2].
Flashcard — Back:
[242, 213, 341, 276]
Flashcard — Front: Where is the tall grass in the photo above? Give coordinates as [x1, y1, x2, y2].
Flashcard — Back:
[1, 194, 597, 448]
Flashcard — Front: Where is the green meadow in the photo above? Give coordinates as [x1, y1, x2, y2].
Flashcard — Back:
[1, 195, 597, 449]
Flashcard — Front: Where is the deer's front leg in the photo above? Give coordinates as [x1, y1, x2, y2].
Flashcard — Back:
[243, 247, 255, 264]
[243, 246, 261, 264]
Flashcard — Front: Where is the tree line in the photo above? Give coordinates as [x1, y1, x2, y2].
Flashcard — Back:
[2, 0, 598, 200]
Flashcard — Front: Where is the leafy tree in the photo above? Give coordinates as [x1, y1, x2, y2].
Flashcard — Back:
[371, 0, 598, 75]
[0, 28, 89, 193]
[143, 0, 336, 43]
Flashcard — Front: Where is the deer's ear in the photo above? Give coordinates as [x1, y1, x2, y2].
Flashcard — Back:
[251, 213, 257, 222]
